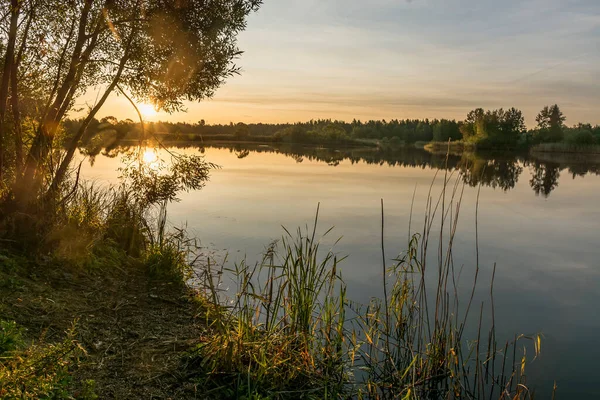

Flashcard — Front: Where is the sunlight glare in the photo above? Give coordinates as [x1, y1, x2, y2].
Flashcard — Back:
[139, 103, 157, 118]
[143, 148, 159, 165]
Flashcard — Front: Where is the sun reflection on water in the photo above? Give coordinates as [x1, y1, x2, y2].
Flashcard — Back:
[142, 148, 160, 170]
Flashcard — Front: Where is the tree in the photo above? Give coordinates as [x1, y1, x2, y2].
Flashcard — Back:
[535, 104, 565, 142]
[234, 123, 250, 140]
[432, 119, 461, 142]
[460, 107, 525, 147]
[0, 0, 262, 203]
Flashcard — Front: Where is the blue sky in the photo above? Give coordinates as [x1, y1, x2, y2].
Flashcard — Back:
[99, 0, 600, 126]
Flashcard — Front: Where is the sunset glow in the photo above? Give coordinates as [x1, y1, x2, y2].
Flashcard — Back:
[138, 103, 157, 119]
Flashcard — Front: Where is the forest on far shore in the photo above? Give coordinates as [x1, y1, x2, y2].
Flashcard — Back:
[65, 104, 600, 152]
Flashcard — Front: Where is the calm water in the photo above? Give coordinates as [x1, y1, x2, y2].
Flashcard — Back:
[82, 144, 600, 398]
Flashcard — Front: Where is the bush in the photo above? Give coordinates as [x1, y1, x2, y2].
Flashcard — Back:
[144, 242, 189, 283]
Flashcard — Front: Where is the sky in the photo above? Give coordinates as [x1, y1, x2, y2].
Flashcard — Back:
[84, 0, 600, 127]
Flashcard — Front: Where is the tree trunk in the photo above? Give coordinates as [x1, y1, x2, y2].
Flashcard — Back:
[0, 0, 21, 181]
[11, 3, 34, 173]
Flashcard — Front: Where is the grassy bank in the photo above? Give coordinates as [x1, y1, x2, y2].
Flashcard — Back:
[0, 184, 207, 398]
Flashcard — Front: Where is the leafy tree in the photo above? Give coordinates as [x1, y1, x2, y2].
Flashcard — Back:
[234, 123, 250, 140]
[322, 124, 347, 141]
[564, 124, 597, 145]
[432, 119, 461, 142]
[535, 104, 565, 142]
[0, 0, 262, 203]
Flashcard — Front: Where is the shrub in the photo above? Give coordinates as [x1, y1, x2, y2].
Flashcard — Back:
[144, 242, 189, 282]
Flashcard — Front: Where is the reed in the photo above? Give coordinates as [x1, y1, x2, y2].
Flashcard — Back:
[189, 205, 348, 399]
[350, 171, 542, 399]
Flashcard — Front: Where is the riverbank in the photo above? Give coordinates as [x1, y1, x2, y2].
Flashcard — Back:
[0, 249, 203, 398]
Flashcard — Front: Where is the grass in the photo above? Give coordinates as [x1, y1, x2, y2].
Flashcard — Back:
[188, 208, 348, 399]
[0, 319, 87, 399]
[0, 180, 205, 398]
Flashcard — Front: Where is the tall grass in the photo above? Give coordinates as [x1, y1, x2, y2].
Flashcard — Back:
[190, 206, 348, 399]
[189, 171, 547, 399]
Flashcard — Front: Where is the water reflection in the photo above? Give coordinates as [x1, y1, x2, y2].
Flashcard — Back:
[82, 142, 600, 198]
[529, 162, 561, 197]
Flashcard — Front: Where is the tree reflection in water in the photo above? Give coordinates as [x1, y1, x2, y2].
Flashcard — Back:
[84, 142, 600, 198]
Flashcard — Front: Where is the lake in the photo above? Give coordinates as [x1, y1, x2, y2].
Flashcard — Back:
[81, 143, 600, 398]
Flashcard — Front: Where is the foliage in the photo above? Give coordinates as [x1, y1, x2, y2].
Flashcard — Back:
[564, 124, 598, 146]
[60, 117, 458, 147]
[534, 105, 565, 143]
[432, 119, 461, 142]
[60, 109, 600, 154]
[0, 320, 24, 355]
[460, 107, 526, 148]
[143, 202, 191, 283]
[187, 178, 547, 398]
[119, 149, 216, 207]
[234, 122, 250, 140]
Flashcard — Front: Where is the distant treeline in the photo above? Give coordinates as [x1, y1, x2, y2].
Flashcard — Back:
[64, 104, 600, 151]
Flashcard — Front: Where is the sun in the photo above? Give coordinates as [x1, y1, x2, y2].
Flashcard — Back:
[138, 103, 157, 118]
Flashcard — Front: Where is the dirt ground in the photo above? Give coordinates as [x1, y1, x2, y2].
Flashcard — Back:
[0, 258, 205, 399]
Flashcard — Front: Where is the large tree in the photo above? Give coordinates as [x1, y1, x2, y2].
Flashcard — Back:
[535, 104, 565, 143]
[0, 0, 261, 202]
